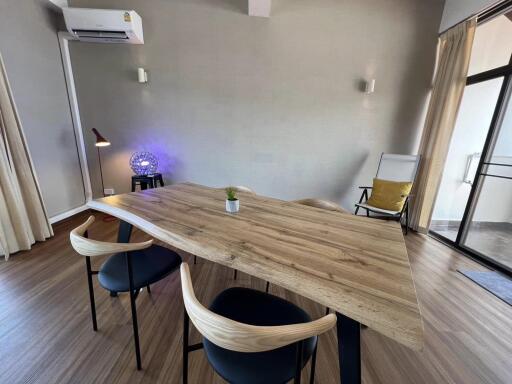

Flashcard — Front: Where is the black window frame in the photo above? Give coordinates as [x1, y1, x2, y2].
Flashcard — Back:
[429, 12, 512, 276]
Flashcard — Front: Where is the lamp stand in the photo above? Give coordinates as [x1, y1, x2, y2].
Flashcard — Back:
[97, 147, 106, 197]
[96, 147, 116, 222]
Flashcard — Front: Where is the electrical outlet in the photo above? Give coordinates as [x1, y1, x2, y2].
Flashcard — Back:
[104, 188, 115, 196]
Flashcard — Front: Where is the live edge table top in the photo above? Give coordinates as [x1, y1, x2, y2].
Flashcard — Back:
[88, 182, 424, 350]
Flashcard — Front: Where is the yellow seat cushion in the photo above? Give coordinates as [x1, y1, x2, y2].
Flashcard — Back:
[367, 178, 412, 212]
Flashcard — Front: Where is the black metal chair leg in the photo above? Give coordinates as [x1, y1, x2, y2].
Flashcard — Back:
[85, 256, 98, 331]
[309, 343, 318, 384]
[183, 310, 189, 384]
[233, 269, 237, 280]
[126, 252, 142, 370]
[146, 285, 151, 294]
[325, 307, 330, 315]
[193, 255, 197, 265]
[354, 189, 367, 215]
[265, 281, 270, 293]
[114, 221, 132, 299]
[294, 340, 304, 384]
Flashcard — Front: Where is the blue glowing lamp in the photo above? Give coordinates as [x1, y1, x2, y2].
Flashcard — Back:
[130, 151, 158, 175]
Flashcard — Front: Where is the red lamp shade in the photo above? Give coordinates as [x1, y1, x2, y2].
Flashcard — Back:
[92, 128, 111, 147]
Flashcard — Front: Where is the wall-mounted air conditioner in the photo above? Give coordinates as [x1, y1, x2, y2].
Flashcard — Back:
[63, 8, 144, 44]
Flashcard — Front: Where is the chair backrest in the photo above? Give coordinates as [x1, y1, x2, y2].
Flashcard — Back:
[376, 153, 421, 183]
[70, 216, 153, 257]
[180, 262, 336, 353]
[230, 185, 256, 194]
[293, 198, 349, 214]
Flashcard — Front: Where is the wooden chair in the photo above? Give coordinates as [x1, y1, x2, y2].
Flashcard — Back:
[293, 198, 349, 214]
[180, 263, 336, 384]
[230, 185, 256, 194]
[354, 153, 420, 234]
[69, 216, 182, 370]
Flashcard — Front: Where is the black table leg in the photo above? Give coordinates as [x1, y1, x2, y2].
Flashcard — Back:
[336, 312, 361, 384]
[110, 220, 134, 297]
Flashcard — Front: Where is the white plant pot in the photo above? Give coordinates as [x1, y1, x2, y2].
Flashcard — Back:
[226, 199, 240, 213]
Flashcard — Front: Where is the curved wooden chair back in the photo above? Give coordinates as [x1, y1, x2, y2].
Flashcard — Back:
[70, 216, 153, 257]
[293, 198, 349, 214]
[180, 262, 336, 353]
[220, 185, 256, 194]
[233, 185, 255, 194]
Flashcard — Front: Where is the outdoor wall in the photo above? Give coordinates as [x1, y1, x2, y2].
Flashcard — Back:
[69, 0, 443, 210]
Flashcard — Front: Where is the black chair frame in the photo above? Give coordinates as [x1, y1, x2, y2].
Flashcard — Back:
[83, 230, 148, 370]
[182, 310, 319, 384]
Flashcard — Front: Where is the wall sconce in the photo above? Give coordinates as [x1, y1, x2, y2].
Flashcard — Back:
[364, 79, 375, 94]
[138, 67, 148, 83]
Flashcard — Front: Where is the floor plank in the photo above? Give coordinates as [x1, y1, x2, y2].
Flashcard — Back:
[0, 211, 510, 384]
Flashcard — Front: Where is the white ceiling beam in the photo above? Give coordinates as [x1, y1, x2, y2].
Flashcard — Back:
[248, 0, 271, 17]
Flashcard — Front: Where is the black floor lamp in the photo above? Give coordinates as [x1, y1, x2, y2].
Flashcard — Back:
[92, 128, 110, 197]
[91, 128, 116, 222]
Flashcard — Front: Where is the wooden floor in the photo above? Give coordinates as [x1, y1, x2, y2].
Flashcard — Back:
[0, 211, 510, 384]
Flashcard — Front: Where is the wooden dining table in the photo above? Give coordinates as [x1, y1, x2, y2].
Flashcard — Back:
[88, 182, 424, 383]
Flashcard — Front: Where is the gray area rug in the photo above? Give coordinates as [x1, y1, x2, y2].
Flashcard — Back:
[458, 270, 512, 306]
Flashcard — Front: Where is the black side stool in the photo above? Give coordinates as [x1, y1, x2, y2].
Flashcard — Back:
[131, 173, 164, 192]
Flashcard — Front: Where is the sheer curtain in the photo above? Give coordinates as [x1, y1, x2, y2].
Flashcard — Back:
[410, 18, 477, 233]
[0, 53, 53, 260]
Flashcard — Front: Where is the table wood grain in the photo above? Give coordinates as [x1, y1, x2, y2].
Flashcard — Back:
[88, 182, 423, 350]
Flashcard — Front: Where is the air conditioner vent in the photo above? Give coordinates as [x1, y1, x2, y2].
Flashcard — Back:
[73, 30, 129, 40]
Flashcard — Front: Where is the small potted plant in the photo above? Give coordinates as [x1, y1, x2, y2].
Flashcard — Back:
[225, 187, 240, 213]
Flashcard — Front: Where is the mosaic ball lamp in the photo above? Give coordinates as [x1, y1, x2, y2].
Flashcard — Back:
[130, 151, 158, 175]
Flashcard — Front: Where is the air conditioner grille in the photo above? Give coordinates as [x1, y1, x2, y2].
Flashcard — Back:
[73, 30, 129, 40]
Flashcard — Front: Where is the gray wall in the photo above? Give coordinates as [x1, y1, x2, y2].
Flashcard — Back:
[70, 0, 443, 210]
[0, 0, 85, 217]
[440, 0, 497, 31]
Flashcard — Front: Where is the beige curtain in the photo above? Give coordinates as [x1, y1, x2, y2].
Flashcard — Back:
[0, 53, 53, 260]
[410, 18, 477, 233]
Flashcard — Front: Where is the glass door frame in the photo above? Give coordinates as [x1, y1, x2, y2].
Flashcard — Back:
[429, 53, 512, 275]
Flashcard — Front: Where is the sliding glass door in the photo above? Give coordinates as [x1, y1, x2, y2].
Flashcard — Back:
[430, 12, 512, 273]
[430, 78, 504, 241]
[462, 88, 512, 270]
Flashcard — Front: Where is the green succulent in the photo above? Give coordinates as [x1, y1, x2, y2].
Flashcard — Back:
[225, 187, 238, 201]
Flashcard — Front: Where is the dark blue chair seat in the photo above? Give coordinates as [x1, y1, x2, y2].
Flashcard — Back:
[98, 245, 181, 292]
[203, 287, 317, 384]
